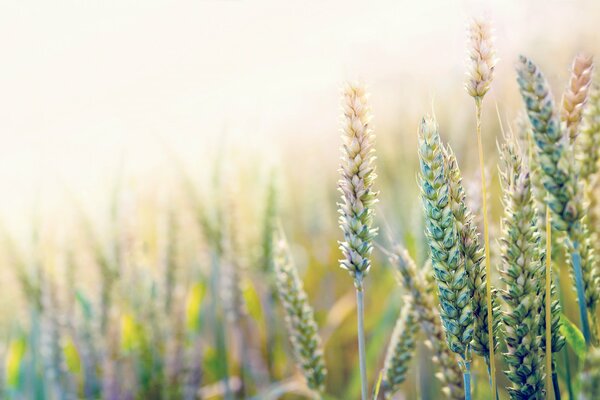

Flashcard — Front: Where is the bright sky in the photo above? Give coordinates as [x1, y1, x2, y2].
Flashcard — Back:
[0, 0, 597, 227]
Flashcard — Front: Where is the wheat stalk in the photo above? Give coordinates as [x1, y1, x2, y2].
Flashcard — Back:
[273, 235, 327, 395]
[561, 54, 594, 142]
[337, 82, 378, 400]
[465, 17, 498, 397]
[389, 246, 465, 400]
[380, 298, 418, 399]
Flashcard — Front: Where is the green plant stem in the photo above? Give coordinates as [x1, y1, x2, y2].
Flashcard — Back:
[475, 98, 497, 399]
[552, 362, 561, 400]
[463, 359, 472, 400]
[571, 241, 592, 346]
[485, 358, 499, 400]
[356, 284, 368, 400]
[546, 209, 553, 398]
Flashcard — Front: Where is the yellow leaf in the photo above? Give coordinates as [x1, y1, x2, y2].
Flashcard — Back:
[186, 282, 206, 332]
[63, 336, 81, 374]
[242, 278, 263, 322]
[5, 336, 27, 388]
[121, 313, 141, 352]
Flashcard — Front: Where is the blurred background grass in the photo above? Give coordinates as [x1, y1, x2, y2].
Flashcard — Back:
[1, 0, 599, 398]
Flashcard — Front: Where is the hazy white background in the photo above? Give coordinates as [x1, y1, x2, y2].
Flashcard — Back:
[0, 0, 597, 227]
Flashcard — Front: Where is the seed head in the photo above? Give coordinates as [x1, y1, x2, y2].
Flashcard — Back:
[337, 82, 378, 289]
[466, 18, 497, 101]
[516, 55, 583, 233]
[381, 298, 418, 399]
[562, 54, 594, 141]
[498, 138, 546, 399]
[274, 236, 327, 392]
[444, 146, 500, 360]
[418, 115, 473, 357]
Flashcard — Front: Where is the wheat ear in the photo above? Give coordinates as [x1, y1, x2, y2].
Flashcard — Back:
[380, 298, 418, 399]
[418, 115, 473, 399]
[497, 136, 546, 400]
[516, 55, 591, 346]
[444, 146, 500, 363]
[273, 234, 327, 395]
[561, 53, 594, 142]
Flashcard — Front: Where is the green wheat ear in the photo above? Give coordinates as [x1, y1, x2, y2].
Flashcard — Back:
[417, 115, 473, 357]
[497, 135, 546, 400]
[380, 298, 418, 399]
[443, 146, 500, 361]
[273, 233, 327, 394]
[526, 130, 566, 355]
[516, 55, 582, 233]
[517, 55, 593, 345]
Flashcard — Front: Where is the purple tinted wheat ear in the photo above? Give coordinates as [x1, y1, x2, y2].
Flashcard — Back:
[466, 18, 497, 102]
[337, 82, 377, 400]
[562, 54, 594, 142]
[338, 83, 378, 290]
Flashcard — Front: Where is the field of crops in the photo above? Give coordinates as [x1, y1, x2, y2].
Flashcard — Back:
[2, 1, 600, 399]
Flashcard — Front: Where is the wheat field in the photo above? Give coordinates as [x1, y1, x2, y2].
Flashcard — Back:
[2, 1, 600, 399]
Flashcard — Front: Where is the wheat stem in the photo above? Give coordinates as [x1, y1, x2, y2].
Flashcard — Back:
[572, 241, 592, 345]
[475, 99, 496, 398]
[462, 360, 471, 400]
[356, 285, 368, 400]
[545, 207, 553, 399]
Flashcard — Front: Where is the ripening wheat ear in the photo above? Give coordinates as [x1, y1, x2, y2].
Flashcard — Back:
[497, 136, 546, 400]
[338, 82, 378, 289]
[389, 246, 464, 400]
[562, 53, 594, 142]
[465, 17, 497, 102]
[443, 146, 500, 365]
[337, 82, 377, 400]
[418, 116, 474, 357]
[417, 115, 474, 399]
[380, 298, 418, 399]
[516, 55, 593, 345]
[273, 234, 327, 394]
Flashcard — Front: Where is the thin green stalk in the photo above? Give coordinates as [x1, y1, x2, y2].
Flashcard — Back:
[546, 208, 553, 398]
[356, 285, 368, 400]
[463, 359, 471, 400]
[475, 99, 497, 398]
[552, 363, 561, 400]
[572, 242, 592, 346]
[563, 347, 574, 399]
